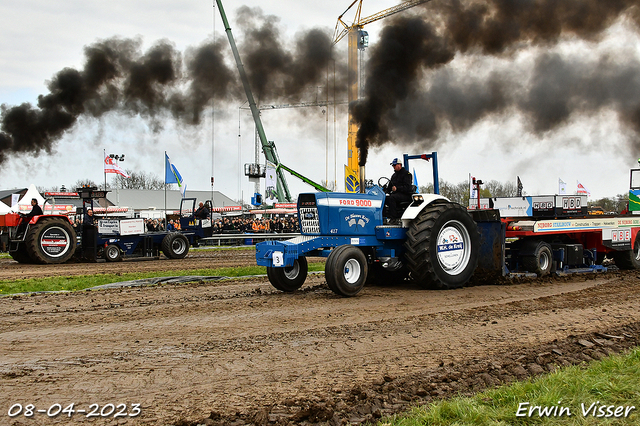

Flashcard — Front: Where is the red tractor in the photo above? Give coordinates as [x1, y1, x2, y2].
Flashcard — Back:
[1, 202, 77, 264]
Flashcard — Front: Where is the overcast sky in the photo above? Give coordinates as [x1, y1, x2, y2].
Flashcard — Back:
[1, 0, 639, 204]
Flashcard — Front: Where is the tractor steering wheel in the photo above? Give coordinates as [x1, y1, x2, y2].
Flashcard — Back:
[378, 177, 391, 193]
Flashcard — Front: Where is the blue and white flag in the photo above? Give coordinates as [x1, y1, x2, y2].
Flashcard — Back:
[165, 152, 186, 197]
[412, 168, 418, 192]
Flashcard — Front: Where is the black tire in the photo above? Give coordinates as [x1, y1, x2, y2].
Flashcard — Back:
[521, 241, 554, 276]
[103, 244, 122, 262]
[10, 244, 34, 264]
[404, 201, 479, 289]
[161, 233, 189, 259]
[267, 257, 308, 292]
[324, 245, 349, 294]
[325, 245, 368, 297]
[25, 218, 77, 264]
[613, 233, 640, 270]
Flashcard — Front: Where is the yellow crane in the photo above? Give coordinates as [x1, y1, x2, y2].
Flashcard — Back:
[333, 0, 431, 192]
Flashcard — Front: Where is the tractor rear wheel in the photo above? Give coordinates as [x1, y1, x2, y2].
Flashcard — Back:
[613, 233, 640, 270]
[25, 218, 76, 264]
[161, 233, 189, 259]
[267, 257, 308, 292]
[325, 245, 368, 297]
[404, 201, 479, 289]
[10, 244, 34, 264]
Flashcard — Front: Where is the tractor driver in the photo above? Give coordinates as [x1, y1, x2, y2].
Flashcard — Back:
[17, 198, 44, 237]
[194, 202, 210, 220]
[385, 158, 413, 222]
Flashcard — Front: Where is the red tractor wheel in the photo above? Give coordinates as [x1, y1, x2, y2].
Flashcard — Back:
[25, 218, 77, 264]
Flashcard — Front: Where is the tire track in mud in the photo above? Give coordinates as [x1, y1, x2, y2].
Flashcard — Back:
[0, 249, 260, 281]
[0, 269, 639, 425]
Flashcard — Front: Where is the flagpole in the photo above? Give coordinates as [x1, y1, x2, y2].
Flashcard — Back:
[164, 151, 167, 226]
[103, 149, 107, 191]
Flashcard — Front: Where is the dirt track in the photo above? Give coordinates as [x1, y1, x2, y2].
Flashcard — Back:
[1, 251, 640, 425]
[0, 249, 259, 281]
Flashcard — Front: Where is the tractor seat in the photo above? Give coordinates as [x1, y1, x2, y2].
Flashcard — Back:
[398, 199, 412, 209]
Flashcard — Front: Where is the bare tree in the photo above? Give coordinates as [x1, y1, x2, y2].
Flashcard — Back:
[591, 194, 629, 213]
[71, 179, 103, 190]
[484, 180, 518, 198]
[113, 170, 168, 190]
[37, 185, 59, 193]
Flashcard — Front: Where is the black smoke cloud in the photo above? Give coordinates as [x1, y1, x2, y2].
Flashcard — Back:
[382, 51, 640, 153]
[353, 0, 640, 166]
[0, 7, 342, 165]
[236, 6, 342, 102]
[0, 37, 233, 164]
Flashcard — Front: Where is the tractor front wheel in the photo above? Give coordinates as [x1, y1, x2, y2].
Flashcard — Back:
[325, 245, 368, 297]
[267, 257, 308, 292]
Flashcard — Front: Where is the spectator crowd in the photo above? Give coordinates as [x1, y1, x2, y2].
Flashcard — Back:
[72, 215, 299, 234]
[212, 216, 299, 234]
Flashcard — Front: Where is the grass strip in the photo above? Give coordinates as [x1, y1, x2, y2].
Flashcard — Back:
[382, 347, 640, 425]
[0, 262, 326, 295]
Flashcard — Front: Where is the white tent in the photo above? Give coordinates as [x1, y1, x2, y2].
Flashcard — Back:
[0, 200, 11, 214]
[12, 184, 45, 212]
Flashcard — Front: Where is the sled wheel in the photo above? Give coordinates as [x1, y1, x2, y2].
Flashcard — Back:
[325, 245, 368, 297]
[613, 233, 640, 270]
[405, 201, 479, 289]
[267, 257, 308, 292]
[161, 233, 189, 259]
[104, 244, 122, 262]
[521, 240, 554, 276]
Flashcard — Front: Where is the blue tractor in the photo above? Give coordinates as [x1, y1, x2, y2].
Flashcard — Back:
[256, 153, 482, 296]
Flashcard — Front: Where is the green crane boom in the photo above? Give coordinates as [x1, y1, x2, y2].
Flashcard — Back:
[216, 0, 330, 201]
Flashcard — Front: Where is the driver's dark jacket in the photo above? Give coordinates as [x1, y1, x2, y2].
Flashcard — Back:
[389, 167, 413, 195]
[23, 204, 43, 220]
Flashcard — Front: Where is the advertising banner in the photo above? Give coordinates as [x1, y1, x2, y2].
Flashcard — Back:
[264, 161, 277, 206]
[98, 219, 120, 235]
[119, 219, 145, 235]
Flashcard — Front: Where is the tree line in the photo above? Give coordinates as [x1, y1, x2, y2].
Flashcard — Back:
[420, 179, 628, 213]
[37, 174, 629, 213]
[38, 169, 172, 193]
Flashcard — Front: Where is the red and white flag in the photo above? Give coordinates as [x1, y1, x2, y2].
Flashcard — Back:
[104, 155, 130, 178]
[576, 180, 590, 196]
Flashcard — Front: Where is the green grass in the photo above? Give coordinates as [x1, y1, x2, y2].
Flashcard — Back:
[0, 262, 326, 295]
[382, 348, 640, 425]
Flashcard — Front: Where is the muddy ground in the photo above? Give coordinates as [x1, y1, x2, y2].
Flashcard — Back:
[0, 249, 260, 281]
[1, 250, 639, 425]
